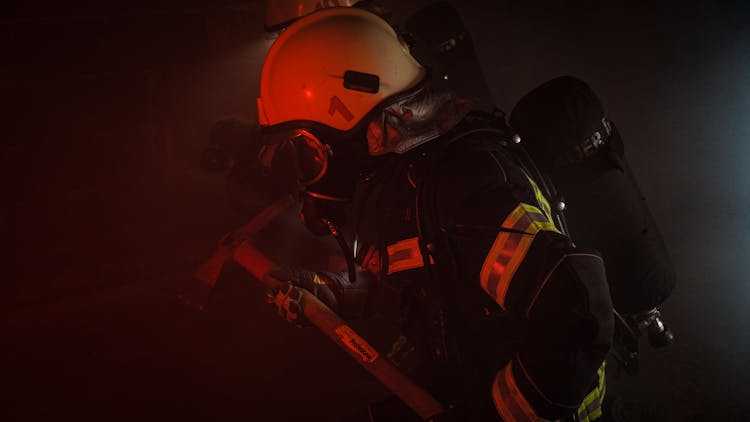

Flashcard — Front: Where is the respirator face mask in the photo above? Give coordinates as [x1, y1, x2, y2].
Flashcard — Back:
[257, 78, 434, 236]
[259, 129, 330, 189]
[259, 126, 368, 236]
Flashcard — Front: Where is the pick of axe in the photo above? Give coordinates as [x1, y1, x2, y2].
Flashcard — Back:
[232, 239, 446, 421]
[194, 195, 295, 288]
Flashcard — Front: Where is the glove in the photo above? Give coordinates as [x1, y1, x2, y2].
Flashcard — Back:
[266, 268, 336, 327]
[266, 281, 308, 327]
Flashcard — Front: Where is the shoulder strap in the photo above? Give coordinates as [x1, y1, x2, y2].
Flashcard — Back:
[415, 110, 516, 257]
[401, 111, 519, 404]
[410, 112, 516, 376]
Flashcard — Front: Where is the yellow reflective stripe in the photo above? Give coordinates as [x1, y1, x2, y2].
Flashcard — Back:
[526, 176, 554, 224]
[492, 361, 539, 422]
[386, 237, 434, 275]
[577, 362, 607, 422]
[480, 203, 560, 309]
[519, 203, 560, 234]
[580, 407, 603, 422]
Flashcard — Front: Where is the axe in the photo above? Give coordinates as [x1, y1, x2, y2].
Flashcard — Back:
[232, 240, 446, 421]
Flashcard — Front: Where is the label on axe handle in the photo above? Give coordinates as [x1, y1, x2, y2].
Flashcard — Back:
[335, 325, 379, 363]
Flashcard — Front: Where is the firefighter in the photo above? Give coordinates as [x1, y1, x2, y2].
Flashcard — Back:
[257, 8, 614, 421]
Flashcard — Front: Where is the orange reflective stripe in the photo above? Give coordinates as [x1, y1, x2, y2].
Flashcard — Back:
[492, 361, 539, 422]
[480, 204, 560, 309]
[386, 237, 434, 275]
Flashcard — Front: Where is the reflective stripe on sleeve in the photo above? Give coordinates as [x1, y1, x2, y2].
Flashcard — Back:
[480, 203, 560, 309]
[386, 237, 434, 275]
[577, 362, 607, 422]
[526, 176, 554, 224]
[491, 360, 540, 422]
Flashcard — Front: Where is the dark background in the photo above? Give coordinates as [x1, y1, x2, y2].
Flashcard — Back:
[2, 1, 749, 420]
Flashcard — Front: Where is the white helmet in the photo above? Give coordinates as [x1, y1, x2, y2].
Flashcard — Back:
[257, 7, 426, 134]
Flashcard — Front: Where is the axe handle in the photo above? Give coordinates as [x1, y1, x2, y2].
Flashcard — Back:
[233, 241, 446, 421]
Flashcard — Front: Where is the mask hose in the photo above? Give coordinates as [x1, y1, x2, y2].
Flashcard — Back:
[322, 218, 357, 284]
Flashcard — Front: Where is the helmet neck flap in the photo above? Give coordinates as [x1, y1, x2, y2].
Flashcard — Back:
[366, 82, 476, 155]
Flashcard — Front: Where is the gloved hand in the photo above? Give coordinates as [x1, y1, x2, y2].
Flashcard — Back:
[266, 281, 307, 327]
[266, 268, 340, 327]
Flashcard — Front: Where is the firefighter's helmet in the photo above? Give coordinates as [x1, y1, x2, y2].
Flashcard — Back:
[257, 7, 426, 133]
